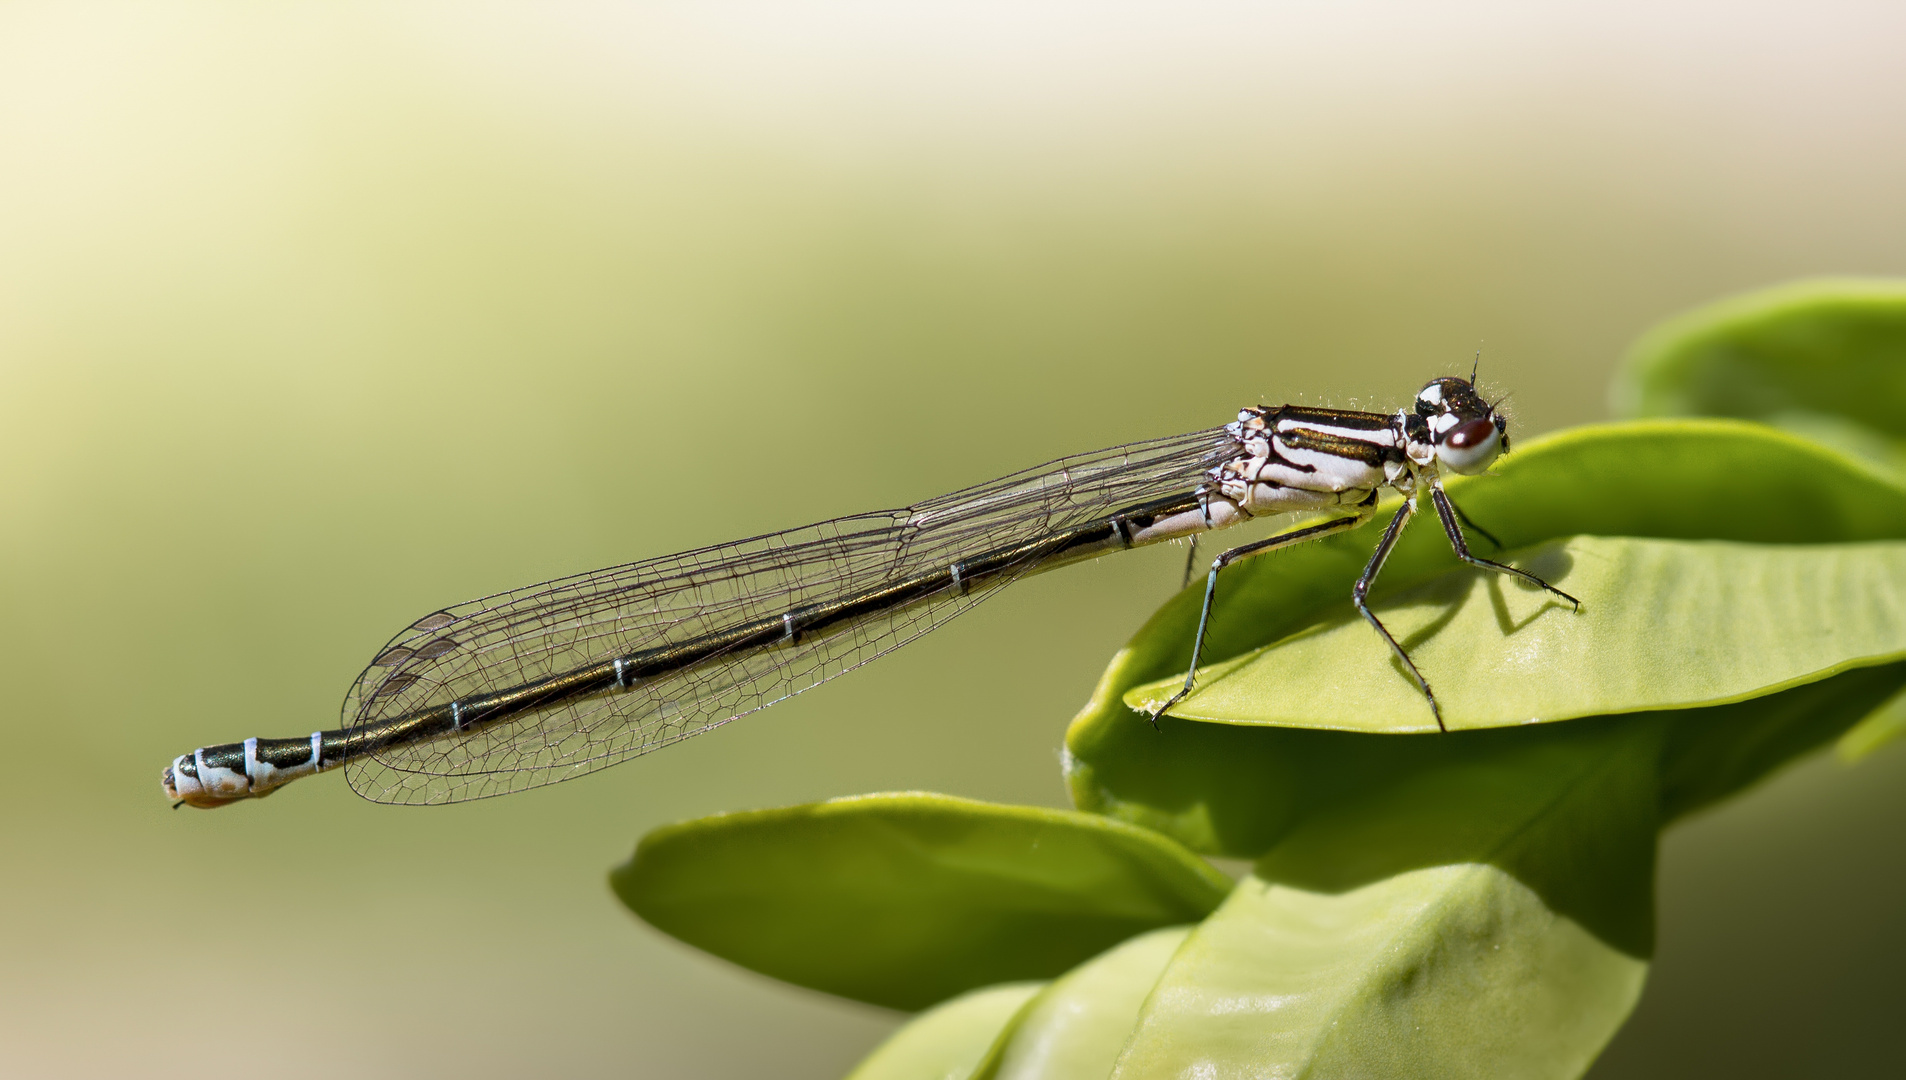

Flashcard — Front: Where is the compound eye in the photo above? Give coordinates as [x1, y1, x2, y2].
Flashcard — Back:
[1436, 417, 1502, 475]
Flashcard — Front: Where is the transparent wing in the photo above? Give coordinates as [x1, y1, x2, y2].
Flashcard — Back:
[342, 425, 1241, 804]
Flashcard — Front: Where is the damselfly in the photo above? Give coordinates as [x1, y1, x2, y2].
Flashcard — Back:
[163, 374, 1576, 808]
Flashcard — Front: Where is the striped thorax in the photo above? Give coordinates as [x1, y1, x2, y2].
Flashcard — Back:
[1199, 375, 1508, 527]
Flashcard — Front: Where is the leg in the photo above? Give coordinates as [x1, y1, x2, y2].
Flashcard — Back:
[1351, 496, 1448, 731]
[1181, 534, 1199, 591]
[1147, 512, 1371, 726]
[1429, 479, 1579, 608]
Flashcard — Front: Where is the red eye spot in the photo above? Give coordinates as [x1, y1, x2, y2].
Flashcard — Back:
[1445, 417, 1497, 450]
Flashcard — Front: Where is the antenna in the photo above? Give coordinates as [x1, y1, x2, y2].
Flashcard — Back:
[1470, 345, 1482, 384]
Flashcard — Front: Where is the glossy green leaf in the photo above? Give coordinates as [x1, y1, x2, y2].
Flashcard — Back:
[1614, 278, 1906, 472]
[1107, 713, 1661, 1078]
[610, 792, 1231, 1010]
[1611, 280, 1906, 768]
[1073, 656, 1905, 863]
[1122, 536, 1906, 732]
[1066, 421, 1906, 854]
[844, 983, 1044, 1080]
[973, 927, 1192, 1080]
[1028, 668, 1903, 1076]
[1112, 868, 1646, 1080]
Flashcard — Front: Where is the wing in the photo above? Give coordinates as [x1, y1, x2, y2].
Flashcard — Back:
[341, 425, 1241, 804]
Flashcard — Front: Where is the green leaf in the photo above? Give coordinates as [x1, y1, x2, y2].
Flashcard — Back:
[1657, 662, 1906, 820]
[1111, 868, 1646, 1080]
[1612, 279, 1906, 771]
[1105, 713, 1662, 1078]
[610, 792, 1231, 1010]
[973, 927, 1193, 1080]
[1122, 536, 1906, 732]
[1066, 421, 1906, 854]
[844, 983, 1044, 1080]
[1068, 660, 1905, 863]
[1014, 666, 1901, 1077]
[1614, 278, 1906, 473]
[1837, 680, 1906, 763]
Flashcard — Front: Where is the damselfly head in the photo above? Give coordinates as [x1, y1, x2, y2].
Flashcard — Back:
[1415, 377, 1506, 476]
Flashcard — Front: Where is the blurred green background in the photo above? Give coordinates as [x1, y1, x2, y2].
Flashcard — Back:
[3, 4, 1903, 1077]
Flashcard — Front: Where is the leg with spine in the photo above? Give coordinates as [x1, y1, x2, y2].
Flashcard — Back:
[1147, 511, 1372, 725]
[1428, 479, 1580, 607]
[1351, 496, 1444, 730]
